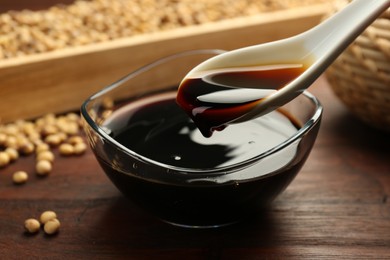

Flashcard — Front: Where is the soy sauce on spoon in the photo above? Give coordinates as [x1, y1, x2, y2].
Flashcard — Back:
[176, 63, 307, 137]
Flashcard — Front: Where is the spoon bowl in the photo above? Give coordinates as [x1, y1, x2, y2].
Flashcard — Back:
[178, 0, 390, 125]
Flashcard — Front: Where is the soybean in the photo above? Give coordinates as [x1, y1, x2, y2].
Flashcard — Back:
[43, 218, 61, 235]
[0, 0, 328, 60]
[5, 147, 19, 161]
[59, 143, 74, 156]
[0, 152, 10, 167]
[24, 218, 41, 233]
[36, 150, 55, 162]
[12, 171, 28, 184]
[36, 160, 52, 176]
[40, 211, 57, 224]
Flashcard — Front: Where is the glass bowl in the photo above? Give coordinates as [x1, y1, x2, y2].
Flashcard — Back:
[81, 50, 323, 228]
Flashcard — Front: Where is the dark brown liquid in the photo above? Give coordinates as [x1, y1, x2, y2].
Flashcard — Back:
[98, 91, 313, 227]
[176, 64, 307, 137]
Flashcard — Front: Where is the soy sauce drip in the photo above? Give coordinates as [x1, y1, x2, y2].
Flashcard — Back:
[176, 64, 307, 137]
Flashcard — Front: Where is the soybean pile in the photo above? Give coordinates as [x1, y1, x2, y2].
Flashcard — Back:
[0, 0, 329, 59]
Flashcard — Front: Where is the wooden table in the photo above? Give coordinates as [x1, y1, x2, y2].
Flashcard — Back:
[1, 76, 389, 259]
[0, 0, 75, 12]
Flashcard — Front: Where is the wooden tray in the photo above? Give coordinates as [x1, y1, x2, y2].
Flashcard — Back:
[0, 4, 331, 123]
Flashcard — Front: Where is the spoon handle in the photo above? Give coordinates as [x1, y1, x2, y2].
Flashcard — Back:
[286, 0, 390, 109]
[304, 0, 390, 65]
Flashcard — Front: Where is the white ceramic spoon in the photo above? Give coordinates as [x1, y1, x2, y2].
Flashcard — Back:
[179, 0, 390, 124]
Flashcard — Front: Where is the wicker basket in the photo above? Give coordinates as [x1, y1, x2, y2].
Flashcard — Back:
[325, 1, 390, 132]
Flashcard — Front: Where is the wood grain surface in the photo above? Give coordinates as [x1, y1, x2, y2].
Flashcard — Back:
[1, 76, 389, 259]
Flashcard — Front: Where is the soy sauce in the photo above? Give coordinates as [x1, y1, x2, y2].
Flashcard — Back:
[176, 64, 307, 137]
[105, 91, 300, 169]
[99, 91, 308, 226]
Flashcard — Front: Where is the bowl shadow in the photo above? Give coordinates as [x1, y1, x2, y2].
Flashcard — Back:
[89, 196, 285, 251]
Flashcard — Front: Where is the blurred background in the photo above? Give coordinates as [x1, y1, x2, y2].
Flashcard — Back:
[1, 0, 389, 132]
[0, 0, 330, 122]
[0, 0, 75, 12]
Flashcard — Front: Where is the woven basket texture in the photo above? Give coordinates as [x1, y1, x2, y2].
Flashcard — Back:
[325, 1, 390, 132]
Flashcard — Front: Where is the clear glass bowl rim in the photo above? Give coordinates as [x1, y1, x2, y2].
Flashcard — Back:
[81, 50, 323, 175]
